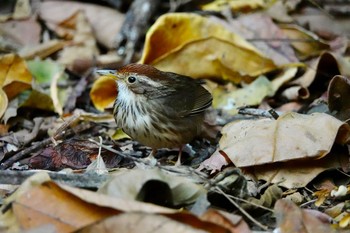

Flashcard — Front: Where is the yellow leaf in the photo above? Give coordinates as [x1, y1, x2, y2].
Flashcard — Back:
[90, 76, 117, 111]
[0, 54, 32, 99]
[152, 37, 276, 83]
[141, 13, 274, 82]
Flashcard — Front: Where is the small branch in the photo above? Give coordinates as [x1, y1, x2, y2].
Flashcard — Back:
[226, 194, 274, 213]
[0, 170, 109, 188]
[238, 107, 282, 119]
[214, 187, 270, 231]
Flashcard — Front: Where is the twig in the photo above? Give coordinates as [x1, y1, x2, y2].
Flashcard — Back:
[88, 138, 153, 165]
[299, 199, 316, 208]
[0, 170, 109, 188]
[226, 194, 274, 213]
[238, 107, 282, 118]
[0, 122, 93, 169]
[215, 187, 270, 231]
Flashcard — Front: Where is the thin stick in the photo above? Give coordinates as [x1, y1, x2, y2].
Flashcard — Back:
[238, 107, 282, 118]
[226, 194, 274, 213]
[215, 187, 270, 231]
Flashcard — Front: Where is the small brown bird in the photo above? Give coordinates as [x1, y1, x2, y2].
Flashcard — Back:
[97, 64, 212, 165]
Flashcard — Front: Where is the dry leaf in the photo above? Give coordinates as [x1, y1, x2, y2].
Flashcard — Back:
[99, 168, 206, 207]
[90, 76, 117, 111]
[141, 13, 276, 82]
[219, 112, 348, 167]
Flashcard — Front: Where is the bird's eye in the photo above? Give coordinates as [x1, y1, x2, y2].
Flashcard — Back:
[127, 76, 136, 83]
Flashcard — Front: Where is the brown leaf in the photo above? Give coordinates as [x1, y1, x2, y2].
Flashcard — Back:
[219, 112, 347, 167]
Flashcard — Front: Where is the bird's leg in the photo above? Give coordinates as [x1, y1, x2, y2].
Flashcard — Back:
[143, 148, 158, 166]
[175, 145, 184, 166]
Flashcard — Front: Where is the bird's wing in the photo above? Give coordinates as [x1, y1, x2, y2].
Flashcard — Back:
[146, 73, 212, 118]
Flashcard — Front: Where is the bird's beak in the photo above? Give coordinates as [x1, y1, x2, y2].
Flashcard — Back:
[95, 69, 119, 80]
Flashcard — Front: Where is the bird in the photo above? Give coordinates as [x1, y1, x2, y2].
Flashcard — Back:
[96, 63, 212, 165]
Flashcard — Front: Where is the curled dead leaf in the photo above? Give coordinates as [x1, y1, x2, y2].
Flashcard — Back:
[90, 76, 117, 111]
[328, 75, 350, 121]
[219, 112, 348, 168]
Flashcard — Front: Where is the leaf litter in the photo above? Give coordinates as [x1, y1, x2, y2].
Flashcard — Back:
[0, 0, 350, 232]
